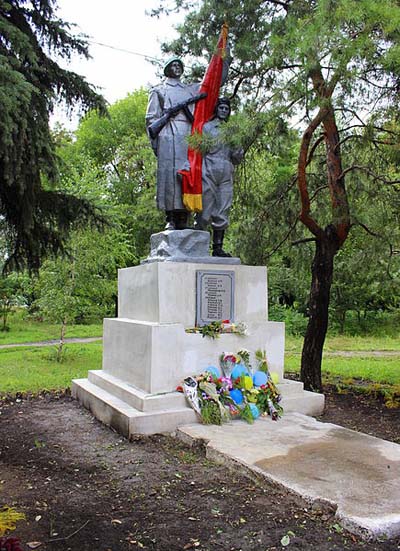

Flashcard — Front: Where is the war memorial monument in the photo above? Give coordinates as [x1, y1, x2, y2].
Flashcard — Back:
[72, 29, 324, 436]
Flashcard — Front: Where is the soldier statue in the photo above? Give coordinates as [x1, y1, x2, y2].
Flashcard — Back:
[146, 54, 230, 232]
[194, 98, 243, 257]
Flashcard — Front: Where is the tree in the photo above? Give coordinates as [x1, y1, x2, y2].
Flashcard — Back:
[0, 272, 21, 331]
[69, 91, 163, 261]
[0, 0, 106, 271]
[154, 0, 400, 391]
[34, 227, 132, 361]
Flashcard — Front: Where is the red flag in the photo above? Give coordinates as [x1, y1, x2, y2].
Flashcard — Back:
[179, 24, 228, 212]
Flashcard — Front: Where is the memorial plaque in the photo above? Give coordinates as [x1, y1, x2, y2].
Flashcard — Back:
[196, 270, 234, 326]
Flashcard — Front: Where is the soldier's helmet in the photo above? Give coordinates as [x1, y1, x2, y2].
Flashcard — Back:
[163, 57, 184, 77]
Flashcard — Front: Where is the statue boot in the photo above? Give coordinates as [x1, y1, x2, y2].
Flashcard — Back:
[212, 229, 232, 257]
[164, 211, 175, 231]
[193, 213, 207, 231]
[174, 210, 189, 230]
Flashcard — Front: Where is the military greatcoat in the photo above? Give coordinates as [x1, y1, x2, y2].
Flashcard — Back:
[145, 78, 200, 211]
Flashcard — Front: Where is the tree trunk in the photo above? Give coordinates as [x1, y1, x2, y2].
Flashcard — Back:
[56, 318, 67, 362]
[300, 228, 340, 392]
[338, 309, 346, 334]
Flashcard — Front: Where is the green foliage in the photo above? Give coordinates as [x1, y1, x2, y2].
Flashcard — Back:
[199, 321, 223, 339]
[0, 272, 22, 331]
[0, 0, 106, 270]
[239, 403, 254, 424]
[0, 506, 25, 536]
[269, 305, 309, 337]
[74, 90, 148, 172]
[188, 111, 261, 154]
[255, 349, 268, 373]
[200, 399, 222, 424]
[61, 90, 163, 263]
[33, 227, 131, 325]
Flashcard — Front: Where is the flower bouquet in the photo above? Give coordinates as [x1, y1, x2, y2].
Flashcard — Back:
[178, 349, 282, 425]
[185, 320, 248, 339]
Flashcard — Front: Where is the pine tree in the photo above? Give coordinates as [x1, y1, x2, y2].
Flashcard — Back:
[0, 0, 107, 270]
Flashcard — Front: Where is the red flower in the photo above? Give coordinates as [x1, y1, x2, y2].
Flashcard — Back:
[0, 537, 23, 551]
[222, 319, 230, 324]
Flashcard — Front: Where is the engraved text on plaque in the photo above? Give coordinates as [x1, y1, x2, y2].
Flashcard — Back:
[196, 270, 234, 326]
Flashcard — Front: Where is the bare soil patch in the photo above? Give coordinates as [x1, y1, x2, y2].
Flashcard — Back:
[1, 388, 399, 551]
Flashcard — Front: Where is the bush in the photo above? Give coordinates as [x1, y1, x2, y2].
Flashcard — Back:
[268, 305, 308, 336]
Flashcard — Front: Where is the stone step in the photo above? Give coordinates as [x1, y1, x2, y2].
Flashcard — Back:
[280, 389, 324, 416]
[277, 379, 324, 416]
[72, 378, 198, 436]
[88, 370, 188, 412]
[277, 378, 304, 395]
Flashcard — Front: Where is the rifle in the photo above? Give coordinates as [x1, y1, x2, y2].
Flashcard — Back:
[148, 92, 207, 140]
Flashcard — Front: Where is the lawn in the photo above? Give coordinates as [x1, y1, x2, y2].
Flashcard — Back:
[285, 334, 400, 352]
[1, 341, 399, 395]
[1, 309, 399, 395]
[285, 353, 400, 385]
[0, 343, 102, 394]
[0, 310, 103, 345]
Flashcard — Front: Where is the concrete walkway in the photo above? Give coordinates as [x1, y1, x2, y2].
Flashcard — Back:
[178, 413, 400, 540]
[0, 337, 399, 356]
[0, 337, 102, 349]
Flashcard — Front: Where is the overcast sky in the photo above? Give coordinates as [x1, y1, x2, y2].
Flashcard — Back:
[53, 0, 183, 127]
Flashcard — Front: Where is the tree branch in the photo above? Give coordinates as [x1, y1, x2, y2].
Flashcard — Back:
[291, 237, 316, 246]
[339, 165, 400, 185]
[297, 105, 328, 238]
[355, 221, 383, 239]
[306, 134, 325, 166]
[309, 185, 329, 203]
[338, 123, 398, 137]
[230, 76, 245, 100]
[334, 134, 397, 151]
[268, 217, 299, 257]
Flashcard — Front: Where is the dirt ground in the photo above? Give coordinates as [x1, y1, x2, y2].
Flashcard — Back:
[1, 388, 400, 551]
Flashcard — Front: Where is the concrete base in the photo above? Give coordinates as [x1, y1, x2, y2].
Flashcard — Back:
[102, 319, 286, 394]
[142, 229, 241, 265]
[72, 373, 324, 437]
[118, 262, 268, 326]
[73, 261, 325, 435]
[72, 371, 198, 436]
[178, 413, 400, 541]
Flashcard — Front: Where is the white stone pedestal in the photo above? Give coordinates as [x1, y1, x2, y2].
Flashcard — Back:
[72, 262, 324, 436]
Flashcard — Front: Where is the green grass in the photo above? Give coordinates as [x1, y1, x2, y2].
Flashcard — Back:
[0, 343, 102, 394]
[0, 310, 103, 345]
[1, 308, 399, 395]
[285, 334, 400, 353]
[285, 353, 400, 385]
